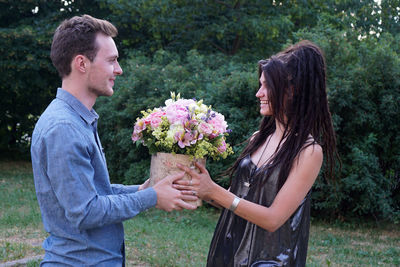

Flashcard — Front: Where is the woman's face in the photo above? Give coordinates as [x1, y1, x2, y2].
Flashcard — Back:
[256, 72, 272, 116]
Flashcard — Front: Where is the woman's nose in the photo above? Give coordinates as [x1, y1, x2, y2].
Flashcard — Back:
[256, 87, 264, 98]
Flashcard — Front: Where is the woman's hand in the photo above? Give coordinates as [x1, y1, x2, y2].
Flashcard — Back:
[175, 162, 216, 201]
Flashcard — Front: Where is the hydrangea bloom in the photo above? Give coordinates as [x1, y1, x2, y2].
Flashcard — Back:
[132, 92, 233, 160]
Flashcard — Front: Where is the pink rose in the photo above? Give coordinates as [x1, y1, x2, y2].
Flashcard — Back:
[144, 111, 165, 129]
[198, 122, 213, 136]
[165, 99, 196, 124]
[166, 104, 189, 124]
[209, 112, 228, 135]
[174, 98, 196, 107]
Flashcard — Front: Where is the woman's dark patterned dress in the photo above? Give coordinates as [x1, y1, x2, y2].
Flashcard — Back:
[207, 154, 311, 267]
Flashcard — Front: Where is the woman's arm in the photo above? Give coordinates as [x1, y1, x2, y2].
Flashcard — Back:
[177, 144, 323, 232]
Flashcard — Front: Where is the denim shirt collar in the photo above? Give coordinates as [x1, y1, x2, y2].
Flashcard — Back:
[56, 88, 99, 125]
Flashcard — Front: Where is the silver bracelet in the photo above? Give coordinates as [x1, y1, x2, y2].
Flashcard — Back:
[229, 196, 241, 212]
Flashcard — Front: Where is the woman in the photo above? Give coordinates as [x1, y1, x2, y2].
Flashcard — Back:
[177, 40, 338, 266]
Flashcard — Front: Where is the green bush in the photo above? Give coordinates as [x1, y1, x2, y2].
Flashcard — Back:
[0, 24, 57, 156]
[0, 1, 107, 156]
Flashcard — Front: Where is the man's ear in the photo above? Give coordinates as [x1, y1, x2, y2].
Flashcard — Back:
[72, 55, 88, 74]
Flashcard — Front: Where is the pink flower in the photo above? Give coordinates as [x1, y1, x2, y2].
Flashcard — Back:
[183, 118, 199, 130]
[144, 110, 165, 129]
[175, 131, 192, 148]
[131, 122, 144, 141]
[198, 122, 213, 136]
[165, 99, 196, 124]
[150, 117, 162, 128]
[174, 98, 196, 107]
[166, 105, 189, 124]
[134, 119, 146, 131]
[190, 130, 203, 144]
[217, 139, 227, 153]
[209, 112, 228, 135]
[174, 129, 203, 148]
[131, 132, 142, 142]
[131, 119, 146, 141]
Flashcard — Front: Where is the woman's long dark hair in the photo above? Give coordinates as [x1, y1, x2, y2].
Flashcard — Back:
[229, 40, 338, 189]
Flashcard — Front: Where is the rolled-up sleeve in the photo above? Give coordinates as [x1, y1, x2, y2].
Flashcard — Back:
[43, 122, 157, 230]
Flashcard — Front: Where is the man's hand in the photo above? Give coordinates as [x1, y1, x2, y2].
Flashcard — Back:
[152, 172, 198, 211]
[138, 179, 150, 191]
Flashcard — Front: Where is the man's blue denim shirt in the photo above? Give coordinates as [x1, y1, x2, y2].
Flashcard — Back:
[31, 88, 157, 266]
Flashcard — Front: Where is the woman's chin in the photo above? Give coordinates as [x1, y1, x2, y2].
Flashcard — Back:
[260, 109, 271, 116]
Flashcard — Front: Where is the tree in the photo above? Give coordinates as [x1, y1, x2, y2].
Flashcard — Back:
[0, 0, 106, 156]
[99, 0, 295, 58]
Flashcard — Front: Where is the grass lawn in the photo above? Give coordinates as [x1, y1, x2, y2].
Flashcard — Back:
[0, 161, 399, 266]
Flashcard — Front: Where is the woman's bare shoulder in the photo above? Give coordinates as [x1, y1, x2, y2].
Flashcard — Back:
[250, 131, 259, 141]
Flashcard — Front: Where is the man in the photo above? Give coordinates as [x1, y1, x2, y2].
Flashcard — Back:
[31, 14, 196, 266]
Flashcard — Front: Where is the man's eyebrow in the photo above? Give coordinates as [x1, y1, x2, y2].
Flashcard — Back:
[107, 55, 119, 60]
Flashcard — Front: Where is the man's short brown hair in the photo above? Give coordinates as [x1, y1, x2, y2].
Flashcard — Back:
[50, 14, 118, 78]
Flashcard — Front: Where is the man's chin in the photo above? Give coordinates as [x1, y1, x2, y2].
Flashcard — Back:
[98, 89, 114, 97]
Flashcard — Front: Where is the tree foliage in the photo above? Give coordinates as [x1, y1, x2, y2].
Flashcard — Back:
[291, 23, 400, 222]
[0, 0, 105, 155]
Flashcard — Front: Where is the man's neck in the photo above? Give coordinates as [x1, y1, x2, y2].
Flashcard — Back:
[61, 79, 96, 110]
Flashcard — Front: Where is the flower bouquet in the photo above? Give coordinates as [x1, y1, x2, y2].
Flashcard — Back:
[132, 92, 233, 206]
